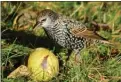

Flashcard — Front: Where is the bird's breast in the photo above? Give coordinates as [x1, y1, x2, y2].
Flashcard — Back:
[44, 27, 66, 47]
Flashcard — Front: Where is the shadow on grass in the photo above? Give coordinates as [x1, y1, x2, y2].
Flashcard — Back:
[1, 28, 63, 50]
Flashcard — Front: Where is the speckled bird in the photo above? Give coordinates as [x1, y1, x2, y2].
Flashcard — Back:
[33, 9, 109, 61]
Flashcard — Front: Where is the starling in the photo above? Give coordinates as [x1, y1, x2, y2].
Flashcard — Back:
[33, 9, 109, 61]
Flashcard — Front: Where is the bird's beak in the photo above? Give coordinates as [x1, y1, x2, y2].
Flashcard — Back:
[33, 22, 38, 29]
[33, 22, 42, 30]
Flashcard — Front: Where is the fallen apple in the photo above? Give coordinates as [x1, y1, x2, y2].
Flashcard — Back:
[28, 48, 59, 81]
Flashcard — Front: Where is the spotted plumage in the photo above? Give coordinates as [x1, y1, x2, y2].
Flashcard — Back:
[33, 9, 110, 60]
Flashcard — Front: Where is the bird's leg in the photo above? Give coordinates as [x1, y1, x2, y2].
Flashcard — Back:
[66, 49, 73, 61]
[62, 49, 72, 71]
[74, 49, 82, 63]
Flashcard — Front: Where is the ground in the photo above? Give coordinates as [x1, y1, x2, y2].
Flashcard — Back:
[1, 2, 121, 82]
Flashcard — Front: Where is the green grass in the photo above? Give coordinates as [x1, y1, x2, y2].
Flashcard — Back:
[1, 2, 121, 82]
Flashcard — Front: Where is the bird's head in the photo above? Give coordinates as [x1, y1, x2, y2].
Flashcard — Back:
[33, 9, 58, 29]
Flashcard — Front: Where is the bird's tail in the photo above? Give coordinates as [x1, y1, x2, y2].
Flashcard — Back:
[100, 40, 121, 49]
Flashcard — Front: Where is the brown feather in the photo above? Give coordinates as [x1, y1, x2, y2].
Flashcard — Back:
[70, 27, 106, 40]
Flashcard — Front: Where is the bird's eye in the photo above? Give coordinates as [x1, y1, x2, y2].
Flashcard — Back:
[41, 18, 46, 22]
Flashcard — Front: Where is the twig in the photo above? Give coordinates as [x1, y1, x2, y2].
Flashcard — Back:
[91, 21, 111, 31]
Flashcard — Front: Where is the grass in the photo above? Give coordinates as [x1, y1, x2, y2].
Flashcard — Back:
[1, 2, 121, 82]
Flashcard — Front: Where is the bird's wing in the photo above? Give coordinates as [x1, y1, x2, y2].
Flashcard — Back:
[70, 26, 106, 40]
[61, 17, 106, 40]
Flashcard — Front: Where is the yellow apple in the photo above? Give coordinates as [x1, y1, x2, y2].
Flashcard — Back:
[28, 48, 59, 81]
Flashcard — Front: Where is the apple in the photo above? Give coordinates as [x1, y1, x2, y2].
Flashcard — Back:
[28, 48, 59, 81]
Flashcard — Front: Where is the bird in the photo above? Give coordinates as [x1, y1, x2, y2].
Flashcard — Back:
[33, 9, 110, 61]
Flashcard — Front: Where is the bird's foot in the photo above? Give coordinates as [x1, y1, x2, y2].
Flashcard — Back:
[74, 54, 82, 64]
